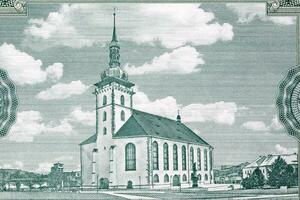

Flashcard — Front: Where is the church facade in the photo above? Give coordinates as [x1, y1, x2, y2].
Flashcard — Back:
[80, 12, 214, 188]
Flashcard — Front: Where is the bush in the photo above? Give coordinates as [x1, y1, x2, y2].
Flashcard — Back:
[99, 178, 109, 189]
[242, 167, 265, 189]
[268, 156, 298, 188]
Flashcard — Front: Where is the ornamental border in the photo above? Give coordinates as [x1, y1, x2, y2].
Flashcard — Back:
[0, 69, 18, 137]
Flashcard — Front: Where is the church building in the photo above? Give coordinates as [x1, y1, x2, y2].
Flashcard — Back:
[80, 12, 214, 188]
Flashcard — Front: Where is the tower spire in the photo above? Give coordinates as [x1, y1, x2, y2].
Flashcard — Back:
[112, 8, 117, 42]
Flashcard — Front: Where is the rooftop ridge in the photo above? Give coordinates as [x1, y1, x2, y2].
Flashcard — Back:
[132, 109, 179, 123]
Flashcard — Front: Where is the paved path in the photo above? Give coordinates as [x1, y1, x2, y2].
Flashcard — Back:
[232, 193, 299, 200]
[103, 191, 156, 199]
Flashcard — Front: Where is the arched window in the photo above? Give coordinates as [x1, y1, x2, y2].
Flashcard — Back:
[103, 111, 107, 121]
[152, 141, 159, 170]
[103, 127, 107, 135]
[205, 174, 208, 181]
[164, 174, 169, 183]
[163, 143, 169, 170]
[120, 95, 125, 106]
[121, 110, 125, 121]
[153, 174, 159, 183]
[190, 147, 194, 169]
[103, 95, 107, 106]
[182, 174, 187, 182]
[197, 148, 201, 171]
[209, 150, 213, 171]
[125, 143, 136, 171]
[198, 174, 202, 181]
[204, 149, 208, 171]
[182, 146, 187, 170]
[173, 175, 180, 186]
[173, 144, 178, 170]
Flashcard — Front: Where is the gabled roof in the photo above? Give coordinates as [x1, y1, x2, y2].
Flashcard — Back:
[244, 153, 298, 169]
[80, 133, 97, 145]
[114, 109, 210, 146]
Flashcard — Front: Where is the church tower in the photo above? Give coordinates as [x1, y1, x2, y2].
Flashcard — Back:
[92, 10, 135, 181]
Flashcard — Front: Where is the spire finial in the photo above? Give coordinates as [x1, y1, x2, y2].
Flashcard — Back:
[112, 7, 117, 42]
[177, 109, 181, 123]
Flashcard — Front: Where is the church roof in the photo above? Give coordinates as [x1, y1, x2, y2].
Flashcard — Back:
[94, 76, 134, 89]
[114, 109, 211, 146]
[80, 133, 97, 145]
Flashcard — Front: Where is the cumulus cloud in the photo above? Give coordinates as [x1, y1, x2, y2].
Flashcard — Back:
[242, 121, 269, 131]
[54, 156, 74, 162]
[67, 106, 95, 126]
[35, 162, 53, 174]
[242, 115, 284, 132]
[8, 110, 73, 142]
[0, 43, 63, 85]
[125, 46, 204, 75]
[24, 4, 233, 49]
[275, 144, 297, 155]
[226, 3, 296, 25]
[36, 80, 89, 100]
[134, 87, 238, 125]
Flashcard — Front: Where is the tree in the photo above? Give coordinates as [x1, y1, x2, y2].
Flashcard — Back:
[241, 168, 264, 189]
[191, 163, 198, 187]
[267, 156, 296, 188]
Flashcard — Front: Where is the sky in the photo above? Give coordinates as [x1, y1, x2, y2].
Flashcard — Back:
[0, 3, 298, 173]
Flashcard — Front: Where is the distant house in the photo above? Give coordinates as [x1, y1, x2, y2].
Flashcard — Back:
[242, 153, 298, 180]
[214, 162, 249, 184]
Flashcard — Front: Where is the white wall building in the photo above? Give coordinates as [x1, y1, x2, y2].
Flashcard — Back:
[80, 12, 213, 189]
[242, 153, 298, 180]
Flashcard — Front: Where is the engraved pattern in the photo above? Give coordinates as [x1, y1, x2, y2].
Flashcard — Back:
[277, 65, 300, 141]
[0, 0, 14, 7]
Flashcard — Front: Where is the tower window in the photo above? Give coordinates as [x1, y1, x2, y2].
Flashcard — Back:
[103, 111, 107, 121]
[121, 110, 125, 121]
[103, 95, 107, 106]
[103, 127, 107, 135]
[125, 143, 136, 171]
[120, 95, 125, 106]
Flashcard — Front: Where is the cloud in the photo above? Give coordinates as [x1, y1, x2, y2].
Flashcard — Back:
[24, 4, 233, 49]
[35, 162, 53, 174]
[46, 63, 63, 81]
[134, 87, 238, 125]
[0, 161, 24, 169]
[54, 156, 74, 162]
[242, 115, 284, 132]
[36, 80, 89, 100]
[67, 106, 95, 126]
[242, 121, 269, 131]
[0, 43, 63, 85]
[8, 110, 73, 142]
[226, 3, 296, 25]
[275, 144, 297, 155]
[269, 116, 283, 131]
[125, 46, 204, 75]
